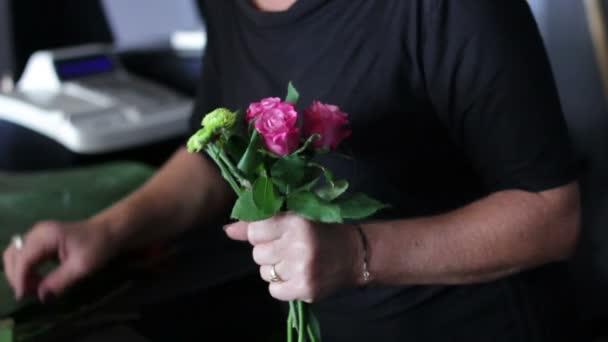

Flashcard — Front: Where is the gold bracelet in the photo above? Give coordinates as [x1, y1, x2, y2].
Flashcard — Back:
[355, 224, 371, 283]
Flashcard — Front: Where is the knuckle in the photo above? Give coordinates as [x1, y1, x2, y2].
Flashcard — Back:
[3, 248, 11, 264]
[31, 221, 62, 241]
[70, 257, 90, 276]
[252, 246, 263, 265]
[293, 219, 309, 235]
[247, 223, 260, 243]
[34, 220, 59, 233]
[268, 284, 279, 299]
[269, 283, 290, 301]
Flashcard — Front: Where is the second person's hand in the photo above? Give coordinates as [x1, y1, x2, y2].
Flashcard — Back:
[3, 219, 119, 302]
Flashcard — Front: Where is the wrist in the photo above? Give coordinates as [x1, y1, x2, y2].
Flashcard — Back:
[88, 201, 135, 254]
[347, 223, 373, 287]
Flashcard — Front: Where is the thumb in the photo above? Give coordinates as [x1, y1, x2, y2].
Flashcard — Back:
[37, 260, 85, 302]
[224, 221, 250, 242]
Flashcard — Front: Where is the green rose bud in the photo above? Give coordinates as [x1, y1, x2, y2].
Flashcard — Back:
[187, 108, 237, 153]
[202, 108, 237, 131]
[187, 128, 213, 153]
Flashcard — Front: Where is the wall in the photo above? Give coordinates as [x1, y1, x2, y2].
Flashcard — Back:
[0, 0, 13, 78]
[10, 0, 112, 78]
[530, 0, 608, 328]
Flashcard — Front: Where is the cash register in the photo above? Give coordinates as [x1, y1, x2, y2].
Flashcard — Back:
[0, 44, 193, 154]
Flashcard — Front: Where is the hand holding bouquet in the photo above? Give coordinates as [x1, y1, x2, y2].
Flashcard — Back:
[188, 83, 386, 341]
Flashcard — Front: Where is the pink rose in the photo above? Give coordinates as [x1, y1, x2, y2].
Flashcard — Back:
[303, 101, 352, 150]
[246, 97, 282, 123]
[254, 103, 300, 155]
[261, 129, 301, 156]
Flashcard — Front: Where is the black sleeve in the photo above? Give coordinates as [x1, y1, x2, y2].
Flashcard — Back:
[189, 1, 222, 136]
[422, 0, 580, 192]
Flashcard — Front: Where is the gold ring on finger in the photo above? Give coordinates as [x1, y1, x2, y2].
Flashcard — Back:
[269, 264, 283, 283]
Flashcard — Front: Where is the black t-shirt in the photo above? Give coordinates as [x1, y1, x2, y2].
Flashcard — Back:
[191, 0, 580, 340]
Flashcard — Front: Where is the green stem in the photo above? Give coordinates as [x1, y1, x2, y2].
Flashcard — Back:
[289, 300, 299, 342]
[287, 309, 294, 342]
[307, 324, 317, 342]
[289, 301, 298, 330]
[205, 145, 242, 196]
[308, 162, 335, 187]
[217, 148, 252, 189]
[298, 301, 305, 342]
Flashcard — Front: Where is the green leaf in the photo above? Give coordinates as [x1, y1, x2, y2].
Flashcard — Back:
[271, 155, 307, 194]
[237, 130, 262, 177]
[336, 193, 388, 220]
[287, 191, 342, 223]
[231, 190, 274, 221]
[316, 179, 349, 201]
[252, 176, 284, 216]
[285, 81, 300, 105]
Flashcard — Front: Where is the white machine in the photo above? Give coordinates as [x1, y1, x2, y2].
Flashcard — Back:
[0, 44, 193, 154]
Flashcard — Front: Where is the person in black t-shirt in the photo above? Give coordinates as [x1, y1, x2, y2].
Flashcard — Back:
[3, 0, 584, 341]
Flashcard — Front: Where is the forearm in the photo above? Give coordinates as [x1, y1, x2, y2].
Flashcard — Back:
[360, 182, 580, 285]
[90, 147, 233, 251]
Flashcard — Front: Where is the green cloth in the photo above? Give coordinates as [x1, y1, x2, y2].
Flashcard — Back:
[0, 161, 155, 320]
[0, 162, 155, 248]
[0, 320, 14, 342]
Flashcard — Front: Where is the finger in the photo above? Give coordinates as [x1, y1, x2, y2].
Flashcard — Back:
[252, 243, 281, 266]
[3, 248, 40, 298]
[3, 247, 17, 293]
[224, 221, 249, 242]
[259, 262, 291, 283]
[247, 220, 286, 245]
[38, 259, 86, 301]
[13, 233, 58, 299]
[269, 282, 297, 302]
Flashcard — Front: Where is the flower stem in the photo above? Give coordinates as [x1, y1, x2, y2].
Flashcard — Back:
[289, 300, 299, 341]
[205, 144, 243, 196]
[298, 301, 305, 342]
[308, 162, 335, 187]
[217, 148, 252, 189]
[287, 308, 294, 342]
[307, 324, 317, 342]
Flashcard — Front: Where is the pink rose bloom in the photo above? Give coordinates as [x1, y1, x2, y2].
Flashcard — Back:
[303, 101, 352, 150]
[262, 129, 301, 156]
[246, 97, 282, 123]
[254, 103, 300, 155]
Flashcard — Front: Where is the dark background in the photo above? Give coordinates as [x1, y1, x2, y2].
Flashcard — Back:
[0, 0, 13, 79]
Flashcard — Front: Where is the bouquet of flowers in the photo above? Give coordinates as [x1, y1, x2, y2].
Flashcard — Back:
[187, 82, 386, 341]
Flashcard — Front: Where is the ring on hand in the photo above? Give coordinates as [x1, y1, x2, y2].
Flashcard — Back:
[11, 234, 24, 251]
[269, 264, 283, 283]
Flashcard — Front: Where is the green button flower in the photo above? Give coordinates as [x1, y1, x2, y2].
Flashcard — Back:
[187, 108, 237, 152]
